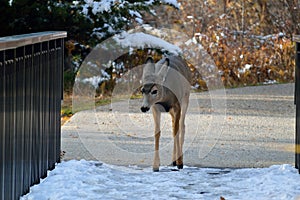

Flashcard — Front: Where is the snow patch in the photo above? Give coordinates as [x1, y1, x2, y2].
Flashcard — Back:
[82, 0, 113, 15]
[161, 0, 179, 8]
[263, 80, 277, 85]
[238, 64, 252, 74]
[113, 32, 182, 55]
[21, 160, 300, 200]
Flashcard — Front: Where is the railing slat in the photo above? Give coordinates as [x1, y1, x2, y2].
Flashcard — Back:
[0, 49, 5, 200]
[295, 37, 300, 173]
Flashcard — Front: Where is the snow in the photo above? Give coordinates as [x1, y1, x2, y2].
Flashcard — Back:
[82, 0, 113, 15]
[21, 160, 300, 200]
[238, 64, 252, 74]
[129, 10, 143, 24]
[135, 17, 144, 24]
[81, 0, 179, 16]
[113, 32, 182, 55]
[161, 0, 180, 8]
[81, 76, 103, 88]
[263, 80, 277, 85]
[129, 10, 142, 18]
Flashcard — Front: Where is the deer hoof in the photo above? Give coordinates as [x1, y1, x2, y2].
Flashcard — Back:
[153, 168, 159, 172]
[177, 164, 183, 169]
[172, 161, 177, 166]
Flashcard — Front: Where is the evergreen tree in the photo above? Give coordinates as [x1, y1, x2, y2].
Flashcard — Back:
[0, 0, 13, 36]
[1, 0, 176, 43]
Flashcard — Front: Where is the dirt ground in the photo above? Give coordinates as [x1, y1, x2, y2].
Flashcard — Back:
[61, 83, 296, 168]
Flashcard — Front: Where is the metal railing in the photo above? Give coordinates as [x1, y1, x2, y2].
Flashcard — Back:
[0, 31, 67, 200]
[294, 35, 300, 173]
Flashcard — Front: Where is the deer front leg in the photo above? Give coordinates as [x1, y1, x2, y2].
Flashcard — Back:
[152, 105, 161, 172]
[170, 104, 182, 169]
[153, 131, 160, 172]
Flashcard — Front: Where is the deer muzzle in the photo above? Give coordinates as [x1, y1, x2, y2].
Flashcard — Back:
[141, 106, 150, 113]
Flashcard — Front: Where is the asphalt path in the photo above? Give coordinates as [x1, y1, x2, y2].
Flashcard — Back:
[61, 83, 296, 168]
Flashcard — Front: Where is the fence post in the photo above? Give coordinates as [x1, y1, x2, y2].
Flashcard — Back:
[295, 35, 300, 173]
[0, 31, 67, 199]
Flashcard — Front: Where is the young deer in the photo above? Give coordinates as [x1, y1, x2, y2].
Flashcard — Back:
[140, 56, 191, 172]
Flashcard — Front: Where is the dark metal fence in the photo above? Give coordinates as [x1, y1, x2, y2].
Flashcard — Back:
[295, 35, 300, 173]
[0, 31, 67, 200]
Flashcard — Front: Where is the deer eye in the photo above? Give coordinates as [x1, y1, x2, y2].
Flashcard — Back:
[151, 90, 158, 95]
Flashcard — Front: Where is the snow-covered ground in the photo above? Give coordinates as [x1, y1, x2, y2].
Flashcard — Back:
[21, 160, 300, 200]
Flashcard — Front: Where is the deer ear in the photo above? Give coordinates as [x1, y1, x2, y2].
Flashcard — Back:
[146, 57, 154, 64]
[143, 56, 155, 82]
[157, 58, 169, 79]
[164, 58, 170, 66]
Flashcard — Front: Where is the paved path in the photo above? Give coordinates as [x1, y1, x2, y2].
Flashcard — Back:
[61, 83, 296, 168]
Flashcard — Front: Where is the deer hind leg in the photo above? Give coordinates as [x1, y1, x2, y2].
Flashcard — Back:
[152, 105, 161, 172]
[170, 104, 182, 169]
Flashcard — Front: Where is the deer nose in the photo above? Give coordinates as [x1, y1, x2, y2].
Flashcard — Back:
[141, 106, 150, 113]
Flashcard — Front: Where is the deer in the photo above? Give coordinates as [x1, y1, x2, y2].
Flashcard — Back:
[140, 55, 191, 172]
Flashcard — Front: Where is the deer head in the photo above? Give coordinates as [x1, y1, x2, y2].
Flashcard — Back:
[140, 57, 169, 112]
